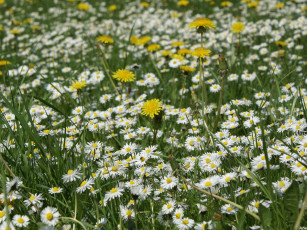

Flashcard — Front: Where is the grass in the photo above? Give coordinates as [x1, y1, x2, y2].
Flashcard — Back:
[0, 0, 307, 229]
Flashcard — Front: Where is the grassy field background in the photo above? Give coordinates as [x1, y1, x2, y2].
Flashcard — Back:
[0, 0, 306, 229]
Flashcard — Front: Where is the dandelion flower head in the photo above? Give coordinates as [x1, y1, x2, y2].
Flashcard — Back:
[112, 69, 136, 82]
[141, 99, 163, 119]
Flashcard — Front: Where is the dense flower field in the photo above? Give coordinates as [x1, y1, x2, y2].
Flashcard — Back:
[0, 0, 306, 229]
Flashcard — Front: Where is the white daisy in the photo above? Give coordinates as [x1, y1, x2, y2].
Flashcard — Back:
[40, 206, 60, 226]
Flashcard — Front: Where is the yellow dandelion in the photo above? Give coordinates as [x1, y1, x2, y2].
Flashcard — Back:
[141, 99, 163, 119]
[178, 0, 189, 6]
[221, 1, 231, 6]
[77, 3, 90, 10]
[275, 2, 284, 8]
[248, 1, 258, 8]
[189, 17, 216, 32]
[192, 47, 212, 59]
[171, 54, 185, 61]
[172, 41, 184, 47]
[141, 2, 149, 7]
[180, 65, 196, 72]
[97, 35, 114, 44]
[136, 36, 151, 46]
[0, 60, 11, 66]
[147, 44, 161, 52]
[112, 69, 135, 82]
[70, 81, 86, 90]
[232, 22, 245, 33]
[108, 5, 117, 11]
[10, 29, 20, 34]
[275, 41, 287, 47]
[160, 50, 173, 56]
[178, 48, 191, 56]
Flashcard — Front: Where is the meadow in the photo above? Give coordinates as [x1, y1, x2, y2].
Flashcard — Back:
[0, 0, 306, 229]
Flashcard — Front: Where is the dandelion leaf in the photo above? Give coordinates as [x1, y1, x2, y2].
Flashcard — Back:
[259, 204, 271, 229]
[283, 181, 299, 226]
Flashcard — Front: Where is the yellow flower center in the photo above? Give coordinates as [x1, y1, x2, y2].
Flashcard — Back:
[166, 178, 172, 184]
[182, 219, 189, 225]
[278, 181, 285, 187]
[110, 188, 118, 193]
[80, 181, 87, 187]
[46, 213, 53, 221]
[205, 181, 212, 187]
[17, 218, 24, 223]
[111, 166, 118, 171]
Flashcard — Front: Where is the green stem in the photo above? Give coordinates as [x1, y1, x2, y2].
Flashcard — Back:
[61, 217, 87, 230]
[179, 74, 186, 108]
[96, 43, 120, 96]
[0, 154, 15, 177]
[1, 174, 11, 228]
[213, 73, 226, 133]
[148, 53, 162, 80]
[294, 191, 307, 230]
[134, 200, 138, 230]
[181, 177, 260, 221]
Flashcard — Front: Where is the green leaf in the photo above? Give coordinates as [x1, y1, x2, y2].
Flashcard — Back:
[237, 208, 246, 230]
[259, 204, 272, 229]
[32, 95, 65, 116]
[0, 92, 46, 155]
[284, 181, 299, 225]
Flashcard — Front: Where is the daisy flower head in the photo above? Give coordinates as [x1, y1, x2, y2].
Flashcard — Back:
[12, 215, 30, 227]
[189, 17, 216, 33]
[49, 187, 63, 194]
[209, 84, 221, 93]
[95, 218, 107, 229]
[0, 222, 15, 230]
[141, 99, 163, 119]
[221, 204, 236, 215]
[40, 207, 60, 226]
[24, 193, 44, 207]
[112, 69, 135, 82]
[161, 175, 178, 190]
[105, 187, 123, 201]
[62, 169, 82, 183]
[120, 205, 135, 221]
[169, 58, 182, 68]
[162, 200, 176, 214]
[194, 221, 213, 230]
[172, 208, 184, 221]
[272, 177, 292, 193]
[0, 209, 6, 223]
[174, 217, 195, 229]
